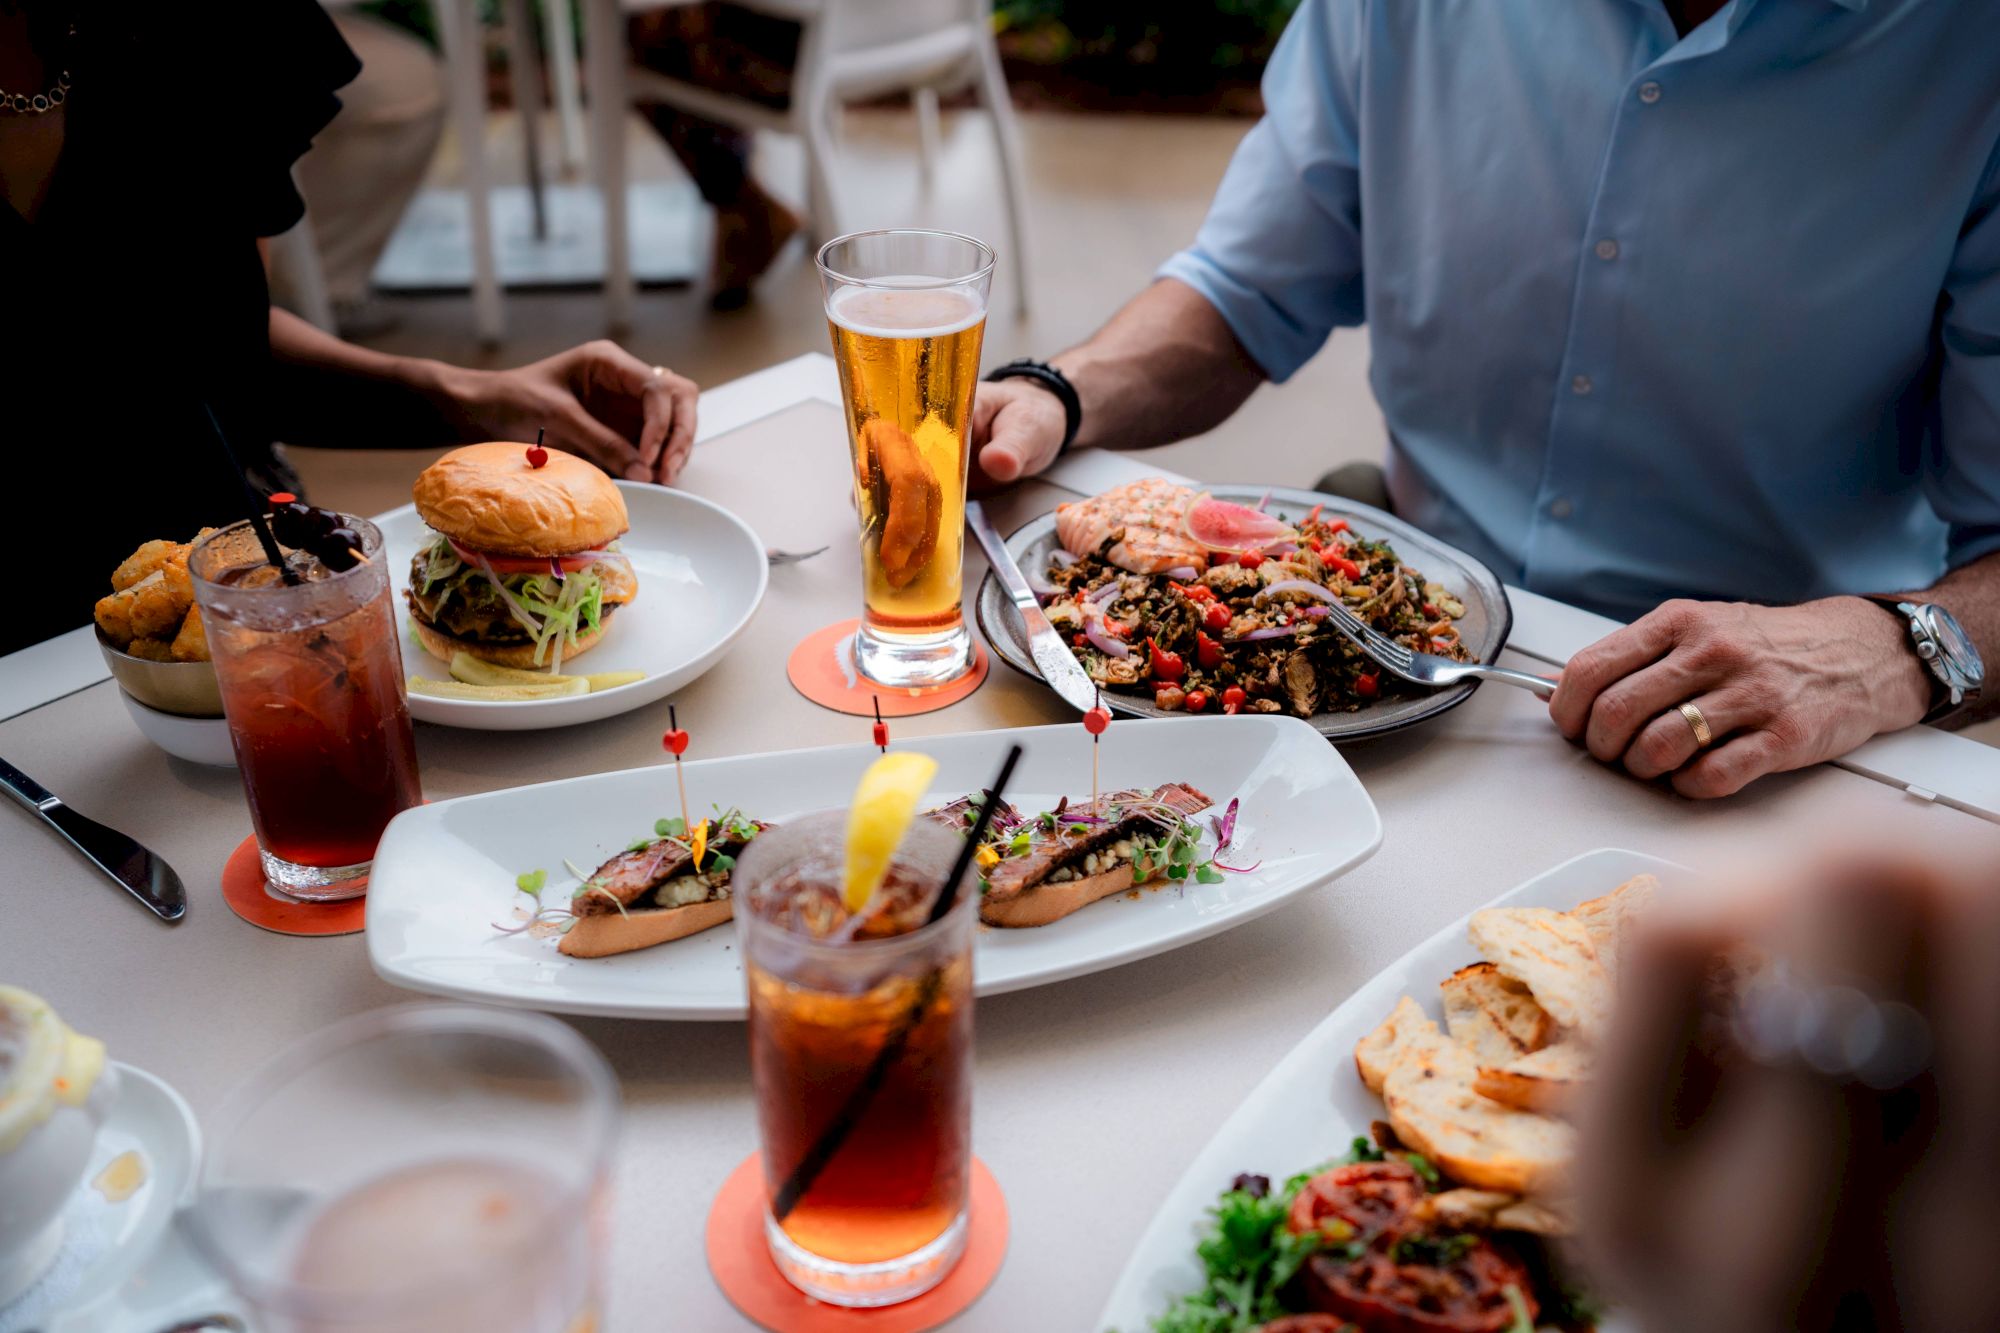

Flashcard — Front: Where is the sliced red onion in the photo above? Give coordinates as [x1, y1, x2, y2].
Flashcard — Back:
[1266, 542, 1299, 556]
[1026, 564, 1060, 601]
[1258, 579, 1338, 604]
[1164, 565, 1199, 581]
[548, 555, 566, 584]
[1083, 613, 1131, 659]
[1050, 549, 1078, 569]
[1303, 606, 1331, 619]
[472, 555, 546, 638]
[1214, 857, 1263, 874]
[1085, 580, 1122, 606]
[1228, 624, 1302, 643]
[1254, 490, 1272, 512]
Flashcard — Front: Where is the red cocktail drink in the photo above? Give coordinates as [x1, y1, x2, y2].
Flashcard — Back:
[191, 518, 420, 899]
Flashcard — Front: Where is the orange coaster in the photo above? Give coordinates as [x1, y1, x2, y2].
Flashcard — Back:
[220, 833, 368, 937]
[706, 1154, 1008, 1333]
[786, 620, 989, 719]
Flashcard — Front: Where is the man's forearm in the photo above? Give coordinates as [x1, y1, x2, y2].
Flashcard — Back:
[266, 308, 470, 449]
[1050, 278, 1267, 452]
[1893, 549, 2000, 724]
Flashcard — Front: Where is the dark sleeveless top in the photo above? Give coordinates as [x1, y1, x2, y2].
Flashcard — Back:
[2, 0, 359, 652]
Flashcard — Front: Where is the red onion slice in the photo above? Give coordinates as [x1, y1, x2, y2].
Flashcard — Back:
[1258, 579, 1338, 604]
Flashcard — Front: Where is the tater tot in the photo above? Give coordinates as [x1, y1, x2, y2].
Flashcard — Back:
[111, 540, 184, 593]
[124, 636, 177, 662]
[171, 605, 210, 662]
[96, 570, 190, 643]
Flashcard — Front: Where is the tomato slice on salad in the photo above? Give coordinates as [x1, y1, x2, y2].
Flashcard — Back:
[1288, 1160, 1427, 1244]
[1286, 1160, 1539, 1333]
[447, 537, 600, 575]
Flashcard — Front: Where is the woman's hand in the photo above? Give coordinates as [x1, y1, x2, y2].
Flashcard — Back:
[444, 341, 699, 484]
[1579, 854, 2000, 1333]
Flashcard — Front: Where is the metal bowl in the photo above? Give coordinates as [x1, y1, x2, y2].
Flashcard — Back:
[96, 630, 224, 718]
[974, 483, 1512, 742]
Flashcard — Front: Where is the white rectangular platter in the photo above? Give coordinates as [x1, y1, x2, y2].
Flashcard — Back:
[367, 716, 1382, 1019]
[1095, 847, 1686, 1333]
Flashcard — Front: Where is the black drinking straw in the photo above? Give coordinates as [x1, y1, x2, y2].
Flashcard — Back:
[769, 743, 1024, 1224]
[202, 403, 297, 584]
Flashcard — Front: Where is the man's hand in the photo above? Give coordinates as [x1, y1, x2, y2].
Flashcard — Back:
[1548, 597, 1930, 798]
[969, 378, 1068, 492]
[444, 341, 699, 485]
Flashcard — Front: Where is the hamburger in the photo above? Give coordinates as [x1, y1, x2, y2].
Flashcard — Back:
[407, 443, 638, 669]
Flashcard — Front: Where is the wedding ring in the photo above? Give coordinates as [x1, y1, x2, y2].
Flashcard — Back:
[649, 365, 666, 379]
[1678, 700, 1714, 749]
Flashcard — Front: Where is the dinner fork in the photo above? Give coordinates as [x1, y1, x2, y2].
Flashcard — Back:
[1320, 601, 1558, 700]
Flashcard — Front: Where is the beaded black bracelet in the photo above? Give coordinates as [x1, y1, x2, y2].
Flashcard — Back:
[984, 358, 1082, 454]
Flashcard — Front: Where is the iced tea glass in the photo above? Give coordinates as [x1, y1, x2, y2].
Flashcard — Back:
[735, 812, 975, 1306]
[187, 1005, 619, 1333]
[819, 229, 994, 689]
[190, 517, 421, 900]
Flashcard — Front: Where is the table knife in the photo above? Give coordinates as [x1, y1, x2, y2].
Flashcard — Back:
[0, 756, 187, 921]
[966, 501, 1099, 714]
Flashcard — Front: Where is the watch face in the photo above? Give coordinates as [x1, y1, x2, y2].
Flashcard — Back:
[1927, 606, 1984, 688]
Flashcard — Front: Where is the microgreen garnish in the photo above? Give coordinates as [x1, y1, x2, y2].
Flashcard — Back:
[515, 868, 547, 896]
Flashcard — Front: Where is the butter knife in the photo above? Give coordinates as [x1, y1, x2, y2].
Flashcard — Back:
[966, 501, 1099, 714]
[0, 757, 187, 921]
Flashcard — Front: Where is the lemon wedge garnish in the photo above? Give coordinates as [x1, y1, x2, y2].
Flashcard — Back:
[844, 752, 939, 913]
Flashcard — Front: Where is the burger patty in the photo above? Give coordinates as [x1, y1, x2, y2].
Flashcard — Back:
[407, 551, 637, 644]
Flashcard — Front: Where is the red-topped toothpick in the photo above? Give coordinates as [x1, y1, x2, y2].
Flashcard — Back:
[526, 427, 549, 469]
[662, 702, 691, 833]
[1083, 688, 1112, 808]
[871, 695, 889, 753]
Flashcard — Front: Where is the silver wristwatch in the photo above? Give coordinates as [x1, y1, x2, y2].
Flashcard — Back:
[1871, 599, 1983, 722]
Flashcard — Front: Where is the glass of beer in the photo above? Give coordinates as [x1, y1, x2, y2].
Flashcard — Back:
[818, 229, 994, 689]
[734, 811, 975, 1307]
[188, 1005, 619, 1333]
[191, 517, 422, 900]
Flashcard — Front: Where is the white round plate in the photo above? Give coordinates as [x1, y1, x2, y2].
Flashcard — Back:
[374, 482, 769, 732]
[0, 1063, 204, 1333]
[116, 693, 236, 768]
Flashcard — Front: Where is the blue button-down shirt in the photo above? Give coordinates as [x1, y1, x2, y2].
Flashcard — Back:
[1160, 0, 2000, 622]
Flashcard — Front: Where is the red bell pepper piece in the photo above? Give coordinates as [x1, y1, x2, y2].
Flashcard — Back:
[1196, 631, 1224, 668]
[1147, 637, 1186, 682]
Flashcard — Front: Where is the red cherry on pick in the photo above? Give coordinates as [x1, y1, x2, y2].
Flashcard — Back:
[526, 445, 550, 469]
[872, 722, 890, 749]
[1083, 707, 1112, 735]
[662, 729, 690, 755]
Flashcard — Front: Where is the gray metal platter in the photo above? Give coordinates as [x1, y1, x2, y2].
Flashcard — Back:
[974, 484, 1513, 742]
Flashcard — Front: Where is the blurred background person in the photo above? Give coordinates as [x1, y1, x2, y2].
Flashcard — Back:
[627, 2, 803, 310]
[277, 5, 446, 339]
[1581, 854, 2000, 1332]
[0, 0, 698, 654]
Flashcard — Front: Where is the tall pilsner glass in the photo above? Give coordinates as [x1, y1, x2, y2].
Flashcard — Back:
[818, 230, 994, 688]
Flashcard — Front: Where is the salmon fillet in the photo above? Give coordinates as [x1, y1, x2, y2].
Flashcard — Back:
[1054, 479, 1207, 574]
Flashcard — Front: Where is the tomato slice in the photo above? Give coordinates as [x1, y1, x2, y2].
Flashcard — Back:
[1297, 1244, 1537, 1333]
[1288, 1161, 1427, 1244]
[448, 538, 598, 575]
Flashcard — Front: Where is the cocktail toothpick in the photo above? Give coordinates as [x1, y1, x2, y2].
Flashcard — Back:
[872, 695, 889, 754]
[662, 702, 691, 833]
[1083, 687, 1112, 808]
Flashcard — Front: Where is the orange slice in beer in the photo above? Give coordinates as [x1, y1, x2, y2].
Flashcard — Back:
[843, 752, 940, 913]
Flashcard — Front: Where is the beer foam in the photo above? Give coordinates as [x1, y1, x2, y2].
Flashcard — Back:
[828, 281, 985, 339]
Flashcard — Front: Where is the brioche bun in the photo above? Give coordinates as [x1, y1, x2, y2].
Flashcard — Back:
[412, 610, 618, 669]
[414, 443, 629, 556]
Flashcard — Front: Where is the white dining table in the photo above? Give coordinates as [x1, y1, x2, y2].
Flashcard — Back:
[5, 352, 1999, 1332]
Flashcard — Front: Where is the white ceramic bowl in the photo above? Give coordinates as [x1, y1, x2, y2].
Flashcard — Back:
[117, 691, 237, 768]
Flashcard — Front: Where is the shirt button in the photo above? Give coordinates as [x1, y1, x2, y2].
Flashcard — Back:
[1638, 81, 1662, 104]
[1548, 498, 1575, 520]
[1595, 239, 1620, 261]
[1571, 374, 1594, 396]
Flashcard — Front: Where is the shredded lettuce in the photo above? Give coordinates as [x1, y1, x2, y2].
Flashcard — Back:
[413, 533, 616, 668]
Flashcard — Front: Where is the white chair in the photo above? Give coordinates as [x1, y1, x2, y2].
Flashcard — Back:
[300, 0, 533, 343]
[582, 0, 1032, 331]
